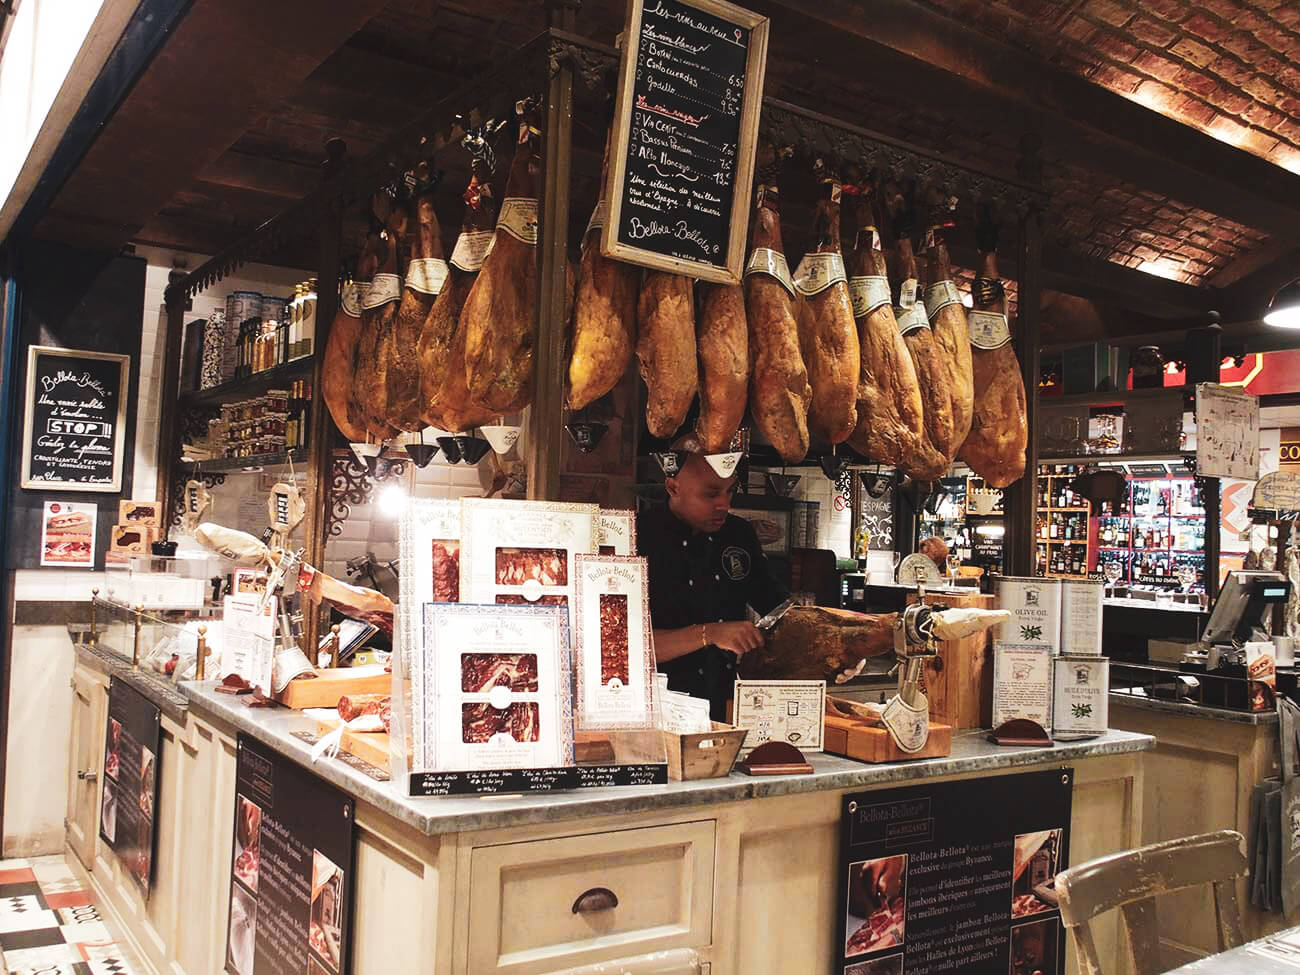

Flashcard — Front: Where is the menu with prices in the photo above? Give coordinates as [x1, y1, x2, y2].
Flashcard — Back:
[21, 345, 129, 491]
[227, 735, 355, 975]
[99, 678, 161, 898]
[604, 0, 769, 283]
[731, 679, 825, 751]
[572, 554, 656, 729]
[837, 770, 1073, 975]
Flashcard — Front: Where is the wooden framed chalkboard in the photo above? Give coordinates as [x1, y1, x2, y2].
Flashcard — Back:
[603, 0, 769, 284]
[21, 345, 130, 492]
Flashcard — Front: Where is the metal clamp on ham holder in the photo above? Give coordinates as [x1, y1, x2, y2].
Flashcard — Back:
[881, 585, 941, 755]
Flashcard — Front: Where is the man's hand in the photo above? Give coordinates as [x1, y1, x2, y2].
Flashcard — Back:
[708, 620, 764, 656]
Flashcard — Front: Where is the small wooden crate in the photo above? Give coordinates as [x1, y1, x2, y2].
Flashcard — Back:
[276, 668, 390, 710]
[823, 713, 952, 763]
[661, 723, 748, 780]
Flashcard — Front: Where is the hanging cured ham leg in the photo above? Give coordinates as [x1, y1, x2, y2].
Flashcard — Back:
[322, 278, 370, 442]
[922, 189, 974, 446]
[694, 281, 748, 452]
[387, 166, 446, 431]
[843, 176, 923, 467]
[794, 159, 858, 445]
[743, 145, 811, 463]
[958, 208, 1028, 487]
[355, 199, 407, 440]
[419, 124, 503, 432]
[567, 126, 639, 412]
[463, 99, 542, 415]
[636, 271, 697, 439]
[888, 186, 954, 481]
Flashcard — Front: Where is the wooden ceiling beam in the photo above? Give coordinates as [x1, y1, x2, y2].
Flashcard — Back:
[755, 0, 1300, 241]
[198, 151, 322, 200]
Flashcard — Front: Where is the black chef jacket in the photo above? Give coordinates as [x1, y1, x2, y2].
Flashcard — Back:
[637, 505, 789, 720]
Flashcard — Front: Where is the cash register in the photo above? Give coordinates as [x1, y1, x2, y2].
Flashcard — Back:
[1192, 570, 1291, 667]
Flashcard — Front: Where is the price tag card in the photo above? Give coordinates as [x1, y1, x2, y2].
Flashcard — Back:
[419, 603, 573, 774]
[572, 555, 656, 730]
[732, 679, 826, 751]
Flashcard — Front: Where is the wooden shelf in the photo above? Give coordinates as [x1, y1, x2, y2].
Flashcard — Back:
[180, 359, 313, 408]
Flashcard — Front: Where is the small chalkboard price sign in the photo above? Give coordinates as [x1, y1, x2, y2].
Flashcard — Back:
[603, 0, 769, 284]
[21, 345, 129, 492]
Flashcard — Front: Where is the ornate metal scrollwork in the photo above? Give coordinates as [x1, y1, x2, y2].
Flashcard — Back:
[325, 452, 409, 538]
[547, 36, 616, 89]
[168, 471, 226, 529]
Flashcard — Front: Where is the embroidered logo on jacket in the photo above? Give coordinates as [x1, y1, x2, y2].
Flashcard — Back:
[721, 546, 751, 581]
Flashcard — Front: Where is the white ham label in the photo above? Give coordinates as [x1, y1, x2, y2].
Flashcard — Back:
[340, 282, 368, 318]
[881, 694, 930, 753]
[585, 199, 609, 238]
[360, 273, 402, 309]
[899, 277, 919, 308]
[925, 280, 962, 315]
[968, 309, 1012, 349]
[497, 197, 539, 245]
[450, 230, 495, 272]
[895, 302, 930, 335]
[849, 275, 891, 318]
[792, 252, 847, 296]
[744, 247, 795, 297]
[405, 257, 449, 296]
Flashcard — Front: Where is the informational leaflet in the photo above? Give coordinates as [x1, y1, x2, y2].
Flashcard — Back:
[731, 679, 826, 751]
[222, 594, 276, 696]
[40, 500, 96, 567]
[837, 769, 1073, 975]
[993, 646, 1055, 733]
[226, 734, 355, 975]
[1196, 382, 1260, 480]
[99, 678, 161, 898]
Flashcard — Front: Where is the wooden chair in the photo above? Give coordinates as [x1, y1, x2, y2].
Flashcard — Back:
[1055, 829, 1247, 975]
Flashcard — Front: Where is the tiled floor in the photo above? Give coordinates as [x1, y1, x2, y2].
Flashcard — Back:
[0, 856, 142, 975]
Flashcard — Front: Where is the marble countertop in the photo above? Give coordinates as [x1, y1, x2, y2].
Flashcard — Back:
[181, 682, 1154, 838]
[74, 643, 190, 723]
[1110, 688, 1279, 725]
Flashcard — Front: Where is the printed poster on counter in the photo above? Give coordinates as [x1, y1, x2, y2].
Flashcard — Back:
[837, 769, 1073, 975]
[222, 594, 276, 696]
[99, 677, 161, 898]
[227, 734, 355, 975]
[40, 500, 96, 566]
[732, 679, 826, 751]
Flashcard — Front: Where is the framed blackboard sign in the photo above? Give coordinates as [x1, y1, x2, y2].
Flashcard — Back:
[21, 345, 130, 492]
[603, 0, 769, 283]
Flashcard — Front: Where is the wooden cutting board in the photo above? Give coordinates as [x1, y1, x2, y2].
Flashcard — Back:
[823, 713, 952, 763]
[275, 668, 390, 710]
[316, 721, 391, 770]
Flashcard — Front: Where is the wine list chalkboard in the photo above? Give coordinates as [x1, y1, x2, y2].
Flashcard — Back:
[21, 345, 130, 492]
[603, 0, 769, 284]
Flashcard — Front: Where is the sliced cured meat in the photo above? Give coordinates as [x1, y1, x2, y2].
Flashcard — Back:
[888, 189, 954, 480]
[387, 168, 447, 431]
[337, 694, 389, 721]
[599, 593, 630, 685]
[420, 125, 504, 432]
[460, 653, 539, 693]
[843, 179, 924, 466]
[461, 702, 540, 743]
[494, 547, 567, 586]
[923, 189, 975, 445]
[793, 161, 858, 444]
[694, 282, 748, 452]
[743, 146, 811, 463]
[432, 540, 460, 602]
[958, 210, 1028, 487]
[568, 128, 639, 411]
[636, 271, 697, 439]
[463, 101, 542, 415]
[322, 280, 370, 441]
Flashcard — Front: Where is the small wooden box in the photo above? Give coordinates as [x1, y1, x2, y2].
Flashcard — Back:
[118, 500, 163, 528]
[662, 723, 748, 780]
[316, 721, 390, 769]
[275, 668, 390, 710]
[823, 713, 952, 763]
[909, 589, 996, 730]
[109, 524, 157, 555]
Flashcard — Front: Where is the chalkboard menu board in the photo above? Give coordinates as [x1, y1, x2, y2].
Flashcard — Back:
[603, 0, 769, 283]
[21, 345, 129, 491]
[100, 678, 161, 898]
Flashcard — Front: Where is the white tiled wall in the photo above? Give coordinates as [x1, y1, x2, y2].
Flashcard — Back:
[747, 467, 853, 559]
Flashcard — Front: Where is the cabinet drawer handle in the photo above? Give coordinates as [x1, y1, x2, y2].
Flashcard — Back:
[77, 770, 97, 782]
[572, 887, 618, 914]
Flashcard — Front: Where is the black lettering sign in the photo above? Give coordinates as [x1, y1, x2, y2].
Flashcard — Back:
[227, 734, 355, 975]
[99, 678, 162, 898]
[605, 0, 768, 282]
[22, 346, 129, 491]
[408, 763, 668, 796]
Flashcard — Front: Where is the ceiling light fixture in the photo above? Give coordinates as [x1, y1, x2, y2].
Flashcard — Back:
[1264, 279, 1300, 329]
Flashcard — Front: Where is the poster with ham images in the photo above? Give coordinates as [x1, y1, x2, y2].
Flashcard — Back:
[40, 500, 96, 566]
[227, 734, 355, 975]
[99, 678, 161, 898]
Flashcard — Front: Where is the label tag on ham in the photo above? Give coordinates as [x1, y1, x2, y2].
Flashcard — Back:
[405, 258, 449, 296]
[744, 247, 795, 296]
[968, 309, 1013, 349]
[585, 199, 609, 238]
[497, 197, 539, 245]
[792, 252, 847, 296]
[925, 280, 962, 315]
[360, 273, 402, 309]
[450, 230, 495, 272]
[899, 277, 919, 308]
[895, 303, 930, 335]
[849, 275, 892, 318]
[340, 282, 368, 318]
[881, 693, 930, 753]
